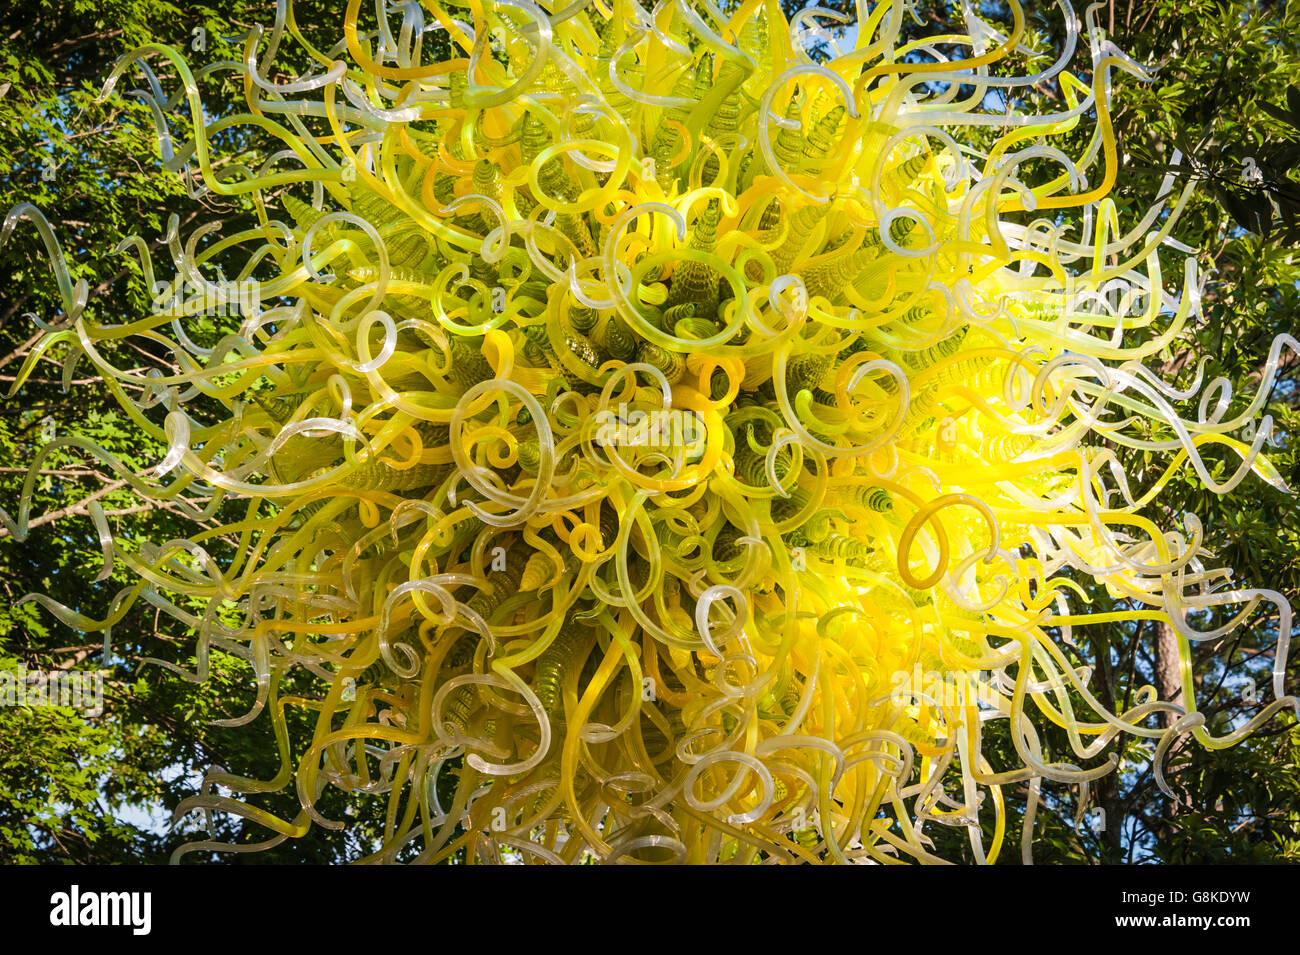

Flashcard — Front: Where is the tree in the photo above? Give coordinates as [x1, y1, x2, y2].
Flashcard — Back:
[0, 0, 390, 863]
[0, 0, 1296, 864]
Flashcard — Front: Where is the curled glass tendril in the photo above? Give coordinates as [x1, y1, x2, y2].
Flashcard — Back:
[4, 0, 1298, 864]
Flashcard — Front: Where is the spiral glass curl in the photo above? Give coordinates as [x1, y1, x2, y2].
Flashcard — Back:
[4, 0, 1298, 864]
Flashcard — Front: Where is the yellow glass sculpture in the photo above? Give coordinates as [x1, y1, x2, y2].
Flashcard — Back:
[4, 0, 1298, 863]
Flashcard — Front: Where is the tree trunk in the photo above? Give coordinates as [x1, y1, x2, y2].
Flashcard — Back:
[1154, 621, 1184, 727]
[1153, 621, 1187, 839]
[1092, 632, 1125, 857]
